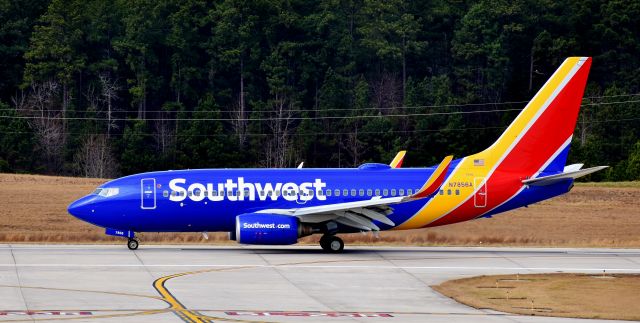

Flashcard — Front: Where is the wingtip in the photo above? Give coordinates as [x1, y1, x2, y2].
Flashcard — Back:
[390, 150, 407, 168]
[409, 155, 454, 199]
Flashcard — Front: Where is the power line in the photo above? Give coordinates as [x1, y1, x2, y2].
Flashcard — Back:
[5, 93, 639, 115]
[0, 117, 637, 138]
[2, 99, 640, 122]
[0, 108, 524, 121]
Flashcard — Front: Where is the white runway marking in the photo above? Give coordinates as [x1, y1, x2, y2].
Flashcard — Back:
[0, 246, 637, 322]
[0, 263, 638, 272]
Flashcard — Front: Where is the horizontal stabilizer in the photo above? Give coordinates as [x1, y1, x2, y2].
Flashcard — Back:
[523, 166, 608, 186]
[563, 163, 583, 172]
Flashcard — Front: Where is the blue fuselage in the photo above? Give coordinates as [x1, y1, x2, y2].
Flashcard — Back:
[67, 161, 572, 233]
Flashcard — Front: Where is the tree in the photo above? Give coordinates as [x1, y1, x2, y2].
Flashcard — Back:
[0, 101, 35, 172]
[118, 119, 155, 175]
[0, 0, 49, 101]
[24, 0, 88, 118]
[358, 0, 423, 103]
[73, 134, 118, 178]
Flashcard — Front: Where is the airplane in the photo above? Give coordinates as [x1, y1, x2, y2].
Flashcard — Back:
[68, 57, 607, 252]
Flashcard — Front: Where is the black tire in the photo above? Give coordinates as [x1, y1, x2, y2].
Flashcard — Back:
[127, 239, 139, 250]
[319, 235, 330, 250]
[320, 235, 344, 253]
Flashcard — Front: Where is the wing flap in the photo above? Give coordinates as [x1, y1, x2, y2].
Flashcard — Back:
[256, 155, 454, 232]
[352, 207, 395, 226]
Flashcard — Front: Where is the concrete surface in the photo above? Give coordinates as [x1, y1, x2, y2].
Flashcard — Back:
[0, 244, 639, 322]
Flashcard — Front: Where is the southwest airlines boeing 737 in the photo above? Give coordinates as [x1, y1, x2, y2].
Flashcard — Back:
[68, 57, 607, 252]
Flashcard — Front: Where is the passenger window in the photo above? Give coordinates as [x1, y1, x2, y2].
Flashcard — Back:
[408, 189, 413, 195]
[343, 189, 348, 196]
[383, 189, 388, 196]
[326, 190, 332, 197]
[170, 191, 176, 197]
[399, 189, 404, 196]
[367, 189, 372, 196]
[334, 189, 340, 197]
[358, 189, 364, 196]
[390, 189, 396, 196]
[375, 189, 380, 196]
[162, 190, 169, 197]
[439, 189, 444, 195]
[447, 189, 452, 195]
[455, 189, 460, 195]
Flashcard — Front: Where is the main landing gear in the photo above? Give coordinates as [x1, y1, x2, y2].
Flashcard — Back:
[319, 235, 344, 253]
[127, 238, 139, 250]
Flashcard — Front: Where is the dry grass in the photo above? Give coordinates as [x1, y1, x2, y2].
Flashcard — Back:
[0, 173, 639, 246]
[433, 273, 640, 321]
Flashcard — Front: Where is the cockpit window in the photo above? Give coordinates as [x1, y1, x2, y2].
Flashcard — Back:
[95, 187, 119, 197]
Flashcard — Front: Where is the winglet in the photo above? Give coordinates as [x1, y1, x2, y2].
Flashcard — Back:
[408, 155, 453, 200]
[390, 150, 407, 168]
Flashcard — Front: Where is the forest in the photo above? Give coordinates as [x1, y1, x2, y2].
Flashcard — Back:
[0, 0, 639, 180]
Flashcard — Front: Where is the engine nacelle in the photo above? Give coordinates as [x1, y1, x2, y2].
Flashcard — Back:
[235, 213, 302, 245]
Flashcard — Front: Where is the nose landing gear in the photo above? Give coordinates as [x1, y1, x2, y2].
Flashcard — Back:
[319, 235, 344, 253]
[127, 238, 139, 250]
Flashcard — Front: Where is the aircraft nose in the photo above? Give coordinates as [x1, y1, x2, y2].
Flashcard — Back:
[68, 195, 96, 222]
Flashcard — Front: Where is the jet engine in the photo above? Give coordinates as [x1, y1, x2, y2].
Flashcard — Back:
[233, 213, 315, 245]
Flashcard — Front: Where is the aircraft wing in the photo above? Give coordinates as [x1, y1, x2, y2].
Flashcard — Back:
[256, 155, 453, 231]
[522, 165, 608, 186]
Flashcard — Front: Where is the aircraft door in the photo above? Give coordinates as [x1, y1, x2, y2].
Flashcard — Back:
[296, 188, 311, 205]
[474, 177, 487, 208]
[141, 178, 157, 209]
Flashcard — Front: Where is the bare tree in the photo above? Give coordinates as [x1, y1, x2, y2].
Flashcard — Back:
[263, 92, 295, 168]
[13, 81, 66, 172]
[339, 130, 365, 167]
[153, 115, 175, 157]
[372, 72, 402, 113]
[230, 93, 248, 147]
[73, 134, 118, 178]
[99, 73, 119, 137]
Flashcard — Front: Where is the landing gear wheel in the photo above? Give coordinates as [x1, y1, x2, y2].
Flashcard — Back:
[320, 235, 344, 253]
[127, 238, 139, 250]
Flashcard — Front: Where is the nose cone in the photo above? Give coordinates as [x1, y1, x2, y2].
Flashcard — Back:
[68, 195, 97, 223]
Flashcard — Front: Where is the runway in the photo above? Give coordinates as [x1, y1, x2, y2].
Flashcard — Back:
[0, 245, 639, 322]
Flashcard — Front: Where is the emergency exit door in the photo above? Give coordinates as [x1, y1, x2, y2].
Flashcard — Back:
[474, 177, 487, 208]
[141, 178, 156, 209]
